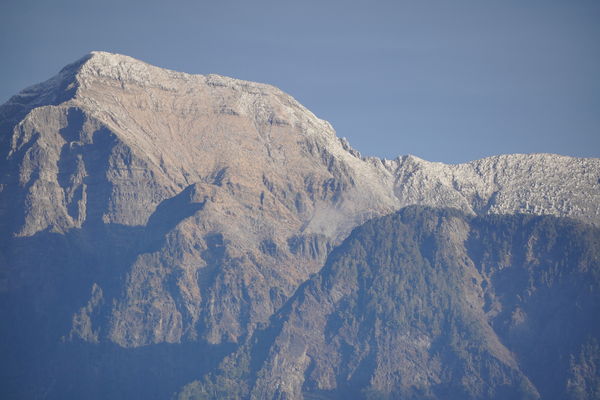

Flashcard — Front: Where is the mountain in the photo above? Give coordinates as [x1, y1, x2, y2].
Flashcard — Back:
[180, 207, 600, 400]
[0, 52, 599, 399]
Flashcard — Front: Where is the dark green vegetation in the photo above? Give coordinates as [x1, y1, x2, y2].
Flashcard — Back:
[179, 207, 600, 399]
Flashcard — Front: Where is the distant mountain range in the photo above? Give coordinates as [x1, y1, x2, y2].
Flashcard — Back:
[1, 52, 598, 399]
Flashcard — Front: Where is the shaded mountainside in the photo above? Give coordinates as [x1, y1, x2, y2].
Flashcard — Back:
[180, 207, 600, 400]
[0, 52, 599, 399]
[0, 52, 397, 355]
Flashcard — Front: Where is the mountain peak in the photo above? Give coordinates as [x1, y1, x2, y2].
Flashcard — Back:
[88, 50, 137, 61]
[73, 51, 278, 97]
[1, 52, 600, 399]
[2, 51, 599, 239]
[75, 51, 190, 88]
[0, 51, 278, 129]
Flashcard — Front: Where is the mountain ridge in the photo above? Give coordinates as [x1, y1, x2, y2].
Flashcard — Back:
[3, 52, 599, 237]
[0, 52, 599, 399]
[180, 207, 600, 400]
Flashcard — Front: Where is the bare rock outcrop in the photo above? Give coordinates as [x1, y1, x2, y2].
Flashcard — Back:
[1, 51, 598, 352]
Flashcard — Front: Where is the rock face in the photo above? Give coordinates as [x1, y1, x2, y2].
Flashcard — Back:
[182, 207, 600, 400]
[0, 52, 399, 352]
[391, 153, 600, 222]
[0, 52, 599, 399]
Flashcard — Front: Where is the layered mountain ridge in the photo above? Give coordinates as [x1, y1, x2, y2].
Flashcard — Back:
[2, 52, 599, 238]
[182, 207, 599, 400]
[1, 52, 599, 399]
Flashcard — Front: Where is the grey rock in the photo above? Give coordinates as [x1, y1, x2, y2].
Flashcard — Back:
[1, 51, 599, 399]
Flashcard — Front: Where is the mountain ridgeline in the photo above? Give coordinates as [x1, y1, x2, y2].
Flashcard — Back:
[178, 207, 600, 400]
[0, 52, 599, 399]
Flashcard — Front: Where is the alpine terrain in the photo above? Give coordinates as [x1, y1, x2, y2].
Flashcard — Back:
[0, 52, 599, 399]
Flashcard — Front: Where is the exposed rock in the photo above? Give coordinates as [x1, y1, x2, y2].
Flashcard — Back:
[1, 52, 599, 399]
[186, 207, 600, 400]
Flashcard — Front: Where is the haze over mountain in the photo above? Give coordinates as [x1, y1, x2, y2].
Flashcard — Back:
[182, 207, 600, 400]
[0, 52, 599, 399]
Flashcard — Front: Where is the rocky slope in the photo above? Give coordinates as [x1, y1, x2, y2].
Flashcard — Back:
[0, 52, 400, 352]
[391, 153, 600, 223]
[180, 207, 600, 400]
[1, 52, 599, 398]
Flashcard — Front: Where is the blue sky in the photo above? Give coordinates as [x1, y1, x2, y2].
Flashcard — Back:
[1, 0, 599, 163]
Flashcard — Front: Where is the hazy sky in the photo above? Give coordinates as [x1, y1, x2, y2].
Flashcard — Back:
[1, 0, 599, 163]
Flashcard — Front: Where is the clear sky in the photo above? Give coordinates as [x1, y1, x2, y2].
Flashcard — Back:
[1, 0, 599, 164]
